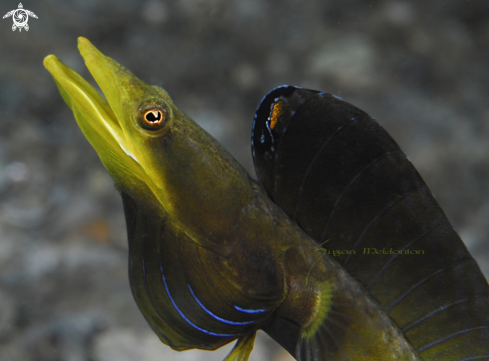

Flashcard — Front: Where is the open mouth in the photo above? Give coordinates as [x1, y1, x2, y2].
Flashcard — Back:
[43, 37, 142, 183]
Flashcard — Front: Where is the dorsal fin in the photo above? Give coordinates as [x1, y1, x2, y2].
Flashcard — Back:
[252, 86, 489, 359]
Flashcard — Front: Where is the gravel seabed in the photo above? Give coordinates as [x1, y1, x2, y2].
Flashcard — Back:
[1, 1, 488, 360]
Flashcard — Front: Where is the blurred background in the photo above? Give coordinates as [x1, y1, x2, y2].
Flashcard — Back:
[1, 0, 489, 360]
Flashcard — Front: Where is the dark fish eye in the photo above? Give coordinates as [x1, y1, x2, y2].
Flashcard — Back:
[143, 109, 165, 126]
[138, 105, 170, 132]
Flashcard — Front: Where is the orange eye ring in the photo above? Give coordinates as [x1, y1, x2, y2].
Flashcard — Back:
[137, 103, 170, 132]
[143, 109, 165, 126]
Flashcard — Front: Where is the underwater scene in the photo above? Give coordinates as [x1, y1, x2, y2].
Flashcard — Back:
[1, 1, 489, 360]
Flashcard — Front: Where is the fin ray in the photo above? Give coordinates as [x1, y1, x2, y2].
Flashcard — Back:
[223, 332, 256, 361]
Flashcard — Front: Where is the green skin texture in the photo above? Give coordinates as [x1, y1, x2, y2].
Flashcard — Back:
[43, 38, 420, 360]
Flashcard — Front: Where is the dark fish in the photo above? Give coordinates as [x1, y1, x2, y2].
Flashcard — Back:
[44, 38, 489, 361]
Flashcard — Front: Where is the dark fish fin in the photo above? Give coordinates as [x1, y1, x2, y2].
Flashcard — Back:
[121, 191, 202, 350]
[252, 86, 489, 359]
[266, 272, 421, 361]
[295, 293, 418, 361]
[223, 332, 257, 361]
[121, 191, 260, 352]
[262, 312, 301, 357]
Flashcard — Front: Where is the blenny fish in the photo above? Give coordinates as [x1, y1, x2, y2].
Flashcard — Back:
[44, 38, 489, 361]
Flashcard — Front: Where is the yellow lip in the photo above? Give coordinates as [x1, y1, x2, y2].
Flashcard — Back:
[43, 37, 143, 186]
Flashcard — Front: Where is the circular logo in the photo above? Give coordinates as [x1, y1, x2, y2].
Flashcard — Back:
[12, 9, 28, 28]
[2, 3, 38, 32]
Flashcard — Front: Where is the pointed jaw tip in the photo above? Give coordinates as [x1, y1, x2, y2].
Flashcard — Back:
[43, 54, 62, 75]
[77, 36, 90, 45]
[75, 37, 140, 122]
[43, 54, 56, 66]
[77, 36, 103, 63]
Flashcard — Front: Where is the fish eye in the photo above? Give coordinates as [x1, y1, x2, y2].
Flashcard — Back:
[143, 109, 165, 126]
[137, 104, 170, 132]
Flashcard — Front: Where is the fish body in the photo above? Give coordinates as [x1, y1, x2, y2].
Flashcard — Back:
[44, 38, 489, 361]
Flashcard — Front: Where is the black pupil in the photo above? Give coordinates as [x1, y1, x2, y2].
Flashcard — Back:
[146, 110, 161, 123]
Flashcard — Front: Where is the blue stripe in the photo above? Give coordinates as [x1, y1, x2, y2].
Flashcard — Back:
[234, 305, 268, 314]
[159, 264, 237, 337]
[139, 246, 207, 347]
[141, 255, 175, 344]
[187, 285, 254, 326]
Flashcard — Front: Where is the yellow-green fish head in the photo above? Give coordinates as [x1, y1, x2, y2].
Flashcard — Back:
[43, 37, 177, 206]
[44, 37, 255, 250]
